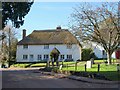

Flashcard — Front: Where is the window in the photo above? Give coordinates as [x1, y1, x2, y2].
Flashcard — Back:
[67, 55, 72, 59]
[23, 45, 28, 49]
[23, 55, 28, 60]
[102, 50, 107, 58]
[67, 44, 72, 49]
[44, 45, 49, 49]
[38, 55, 42, 60]
[44, 54, 49, 60]
[102, 50, 105, 55]
[60, 55, 64, 60]
[30, 55, 34, 60]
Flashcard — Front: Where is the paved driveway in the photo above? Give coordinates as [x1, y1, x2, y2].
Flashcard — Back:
[1, 68, 119, 88]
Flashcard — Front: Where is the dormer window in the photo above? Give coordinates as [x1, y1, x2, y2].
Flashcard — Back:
[44, 45, 49, 49]
[23, 45, 28, 49]
[67, 44, 72, 49]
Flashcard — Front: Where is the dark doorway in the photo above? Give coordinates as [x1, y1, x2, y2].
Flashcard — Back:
[50, 48, 60, 66]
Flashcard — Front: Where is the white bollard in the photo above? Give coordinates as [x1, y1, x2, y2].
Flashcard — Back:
[59, 65, 63, 70]
[87, 61, 92, 68]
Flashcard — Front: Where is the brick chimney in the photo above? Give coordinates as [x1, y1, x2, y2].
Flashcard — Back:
[23, 29, 26, 39]
[56, 26, 61, 30]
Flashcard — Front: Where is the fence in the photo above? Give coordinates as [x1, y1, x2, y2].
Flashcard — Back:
[60, 61, 101, 72]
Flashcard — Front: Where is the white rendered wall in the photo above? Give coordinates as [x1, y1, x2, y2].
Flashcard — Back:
[16, 44, 81, 62]
[93, 46, 104, 58]
[93, 43, 115, 59]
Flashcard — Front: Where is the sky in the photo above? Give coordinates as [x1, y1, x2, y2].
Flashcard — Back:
[17, 1, 119, 40]
[19, 2, 79, 39]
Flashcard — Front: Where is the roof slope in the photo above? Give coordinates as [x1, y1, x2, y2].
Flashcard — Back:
[17, 29, 81, 46]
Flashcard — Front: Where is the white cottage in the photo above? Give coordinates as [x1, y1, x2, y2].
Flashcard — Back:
[16, 27, 82, 62]
[82, 41, 116, 59]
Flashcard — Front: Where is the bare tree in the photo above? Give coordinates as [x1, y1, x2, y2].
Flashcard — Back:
[70, 2, 120, 64]
[0, 25, 18, 67]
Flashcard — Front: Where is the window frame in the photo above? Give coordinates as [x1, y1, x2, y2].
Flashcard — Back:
[102, 50, 105, 55]
[38, 55, 42, 60]
[23, 45, 28, 49]
[44, 54, 49, 60]
[30, 54, 34, 59]
[29, 54, 34, 61]
[44, 45, 49, 49]
[60, 55, 64, 60]
[67, 55, 72, 59]
[23, 55, 28, 60]
[66, 44, 72, 49]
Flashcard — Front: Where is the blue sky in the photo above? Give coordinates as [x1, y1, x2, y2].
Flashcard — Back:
[18, 1, 119, 40]
[19, 2, 79, 39]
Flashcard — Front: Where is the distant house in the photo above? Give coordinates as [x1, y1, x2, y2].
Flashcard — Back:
[92, 43, 107, 59]
[92, 43, 120, 59]
[82, 42, 117, 59]
[16, 27, 82, 62]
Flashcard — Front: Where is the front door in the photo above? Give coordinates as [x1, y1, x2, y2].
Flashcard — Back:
[53, 54, 57, 62]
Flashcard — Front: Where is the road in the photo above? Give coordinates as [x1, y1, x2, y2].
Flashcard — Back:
[1, 68, 119, 88]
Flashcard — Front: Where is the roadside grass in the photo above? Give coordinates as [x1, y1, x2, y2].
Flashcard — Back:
[62, 64, 117, 72]
[62, 63, 120, 81]
[11, 63, 31, 68]
[10, 59, 116, 68]
[94, 59, 117, 64]
[30, 61, 76, 67]
[30, 63, 46, 67]
[10, 59, 119, 81]
[10, 61, 76, 68]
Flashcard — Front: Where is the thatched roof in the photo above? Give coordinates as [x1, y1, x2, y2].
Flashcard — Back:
[17, 29, 81, 46]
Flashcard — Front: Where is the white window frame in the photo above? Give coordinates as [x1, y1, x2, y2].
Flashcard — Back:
[23, 45, 28, 49]
[38, 55, 42, 60]
[67, 55, 72, 59]
[29, 54, 34, 61]
[44, 45, 49, 49]
[44, 54, 49, 60]
[23, 55, 28, 60]
[60, 55, 64, 60]
[67, 44, 72, 49]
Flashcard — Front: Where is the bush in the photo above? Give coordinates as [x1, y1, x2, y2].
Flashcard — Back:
[82, 48, 97, 61]
[90, 52, 98, 59]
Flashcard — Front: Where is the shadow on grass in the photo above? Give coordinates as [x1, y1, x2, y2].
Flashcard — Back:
[69, 71, 120, 81]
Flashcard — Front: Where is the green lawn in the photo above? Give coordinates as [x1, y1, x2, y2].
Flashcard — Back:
[94, 59, 117, 63]
[10, 60, 120, 81]
[10, 59, 116, 68]
[72, 64, 117, 72]
[62, 62, 120, 81]
[30, 63, 46, 67]
[11, 63, 31, 68]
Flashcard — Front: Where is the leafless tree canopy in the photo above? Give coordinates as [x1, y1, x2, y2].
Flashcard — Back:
[70, 2, 120, 64]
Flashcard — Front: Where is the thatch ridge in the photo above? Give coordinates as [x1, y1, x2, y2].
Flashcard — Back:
[17, 29, 81, 47]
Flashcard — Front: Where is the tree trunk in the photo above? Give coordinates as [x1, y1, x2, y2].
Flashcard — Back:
[107, 52, 112, 65]
[52, 61, 54, 67]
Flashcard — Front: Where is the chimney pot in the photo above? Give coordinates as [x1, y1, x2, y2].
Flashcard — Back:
[23, 29, 26, 39]
[56, 26, 61, 29]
